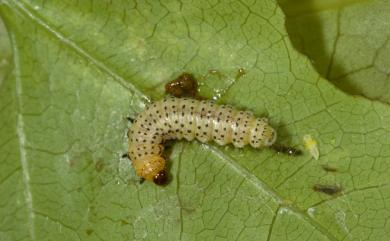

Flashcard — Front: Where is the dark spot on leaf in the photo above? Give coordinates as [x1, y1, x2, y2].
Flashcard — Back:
[95, 160, 104, 172]
[321, 164, 338, 172]
[272, 144, 302, 156]
[165, 73, 198, 98]
[313, 184, 342, 196]
[121, 219, 130, 226]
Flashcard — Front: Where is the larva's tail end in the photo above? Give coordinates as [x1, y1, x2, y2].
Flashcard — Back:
[263, 126, 277, 147]
[250, 119, 277, 148]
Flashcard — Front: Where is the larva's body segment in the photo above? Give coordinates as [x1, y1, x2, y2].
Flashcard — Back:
[128, 97, 277, 184]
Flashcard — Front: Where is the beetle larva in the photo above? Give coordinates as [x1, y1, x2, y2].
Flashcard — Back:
[127, 96, 277, 185]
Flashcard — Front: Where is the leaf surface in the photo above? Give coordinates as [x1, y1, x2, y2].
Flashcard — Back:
[280, 0, 390, 104]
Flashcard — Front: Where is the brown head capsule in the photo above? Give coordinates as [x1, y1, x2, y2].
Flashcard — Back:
[127, 97, 277, 185]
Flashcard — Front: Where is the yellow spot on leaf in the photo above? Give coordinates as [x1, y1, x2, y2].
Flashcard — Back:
[303, 134, 319, 160]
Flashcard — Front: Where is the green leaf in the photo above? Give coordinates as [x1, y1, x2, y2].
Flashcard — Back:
[1, 1, 390, 241]
[279, 0, 390, 104]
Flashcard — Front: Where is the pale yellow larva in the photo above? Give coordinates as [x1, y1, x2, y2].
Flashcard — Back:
[127, 97, 277, 185]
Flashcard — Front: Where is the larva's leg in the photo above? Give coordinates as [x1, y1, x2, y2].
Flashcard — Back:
[126, 117, 134, 123]
[122, 153, 129, 158]
[139, 178, 145, 184]
[120, 154, 145, 184]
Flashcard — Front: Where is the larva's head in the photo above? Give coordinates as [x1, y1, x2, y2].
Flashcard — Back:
[132, 155, 168, 185]
[153, 170, 168, 185]
[250, 118, 277, 148]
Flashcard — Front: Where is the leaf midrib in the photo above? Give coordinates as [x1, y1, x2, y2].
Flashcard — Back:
[10, 30, 36, 240]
